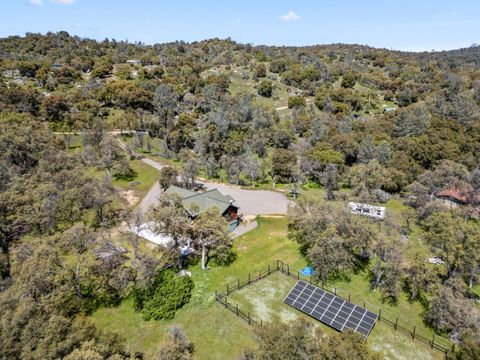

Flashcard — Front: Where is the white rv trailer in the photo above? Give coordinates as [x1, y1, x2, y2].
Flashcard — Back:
[348, 202, 386, 220]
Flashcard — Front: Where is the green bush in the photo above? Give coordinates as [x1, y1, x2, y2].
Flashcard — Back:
[112, 159, 137, 181]
[133, 269, 194, 321]
[287, 95, 306, 108]
[257, 79, 273, 97]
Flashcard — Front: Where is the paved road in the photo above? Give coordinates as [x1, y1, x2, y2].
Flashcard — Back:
[135, 155, 291, 216]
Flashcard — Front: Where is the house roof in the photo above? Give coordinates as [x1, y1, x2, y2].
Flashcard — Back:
[165, 185, 237, 217]
[435, 188, 480, 204]
[165, 185, 196, 198]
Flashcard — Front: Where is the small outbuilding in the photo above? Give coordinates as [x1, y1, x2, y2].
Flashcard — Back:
[435, 188, 480, 208]
[126, 59, 142, 66]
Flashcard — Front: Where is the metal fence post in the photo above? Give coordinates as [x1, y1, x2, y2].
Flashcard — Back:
[227, 284, 229, 295]
[248, 312, 251, 325]
[431, 334, 435, 349]
[334, 288, 337, 295]
[236, 304, 239, 316]
[297, 270, 300, 280]
[378, 308, 381, 320]
[237, 278, 240, 290]
[395, 317, 398, 331]
[412, 325, 415, 340]
[248, 273, 251, 285]
[268, 264, 270, 274]
[348, 294, 351, 302]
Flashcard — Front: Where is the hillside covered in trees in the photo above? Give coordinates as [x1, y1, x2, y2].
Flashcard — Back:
[1, 32, 479, 359]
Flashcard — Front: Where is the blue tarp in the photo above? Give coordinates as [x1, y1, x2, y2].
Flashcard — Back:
[301, 266, 315, 276]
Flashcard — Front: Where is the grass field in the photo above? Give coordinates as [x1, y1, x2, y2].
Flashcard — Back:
[119, 134, 181, 166]
[83, 158, 158, 209]
[91, 215, 447, 359]
[202, 65, 304, 110]
[61, 134, 159, 207]
[92, 217, 304, 359]
[112, 159, 159, 206]
[228, 271, 442, 360]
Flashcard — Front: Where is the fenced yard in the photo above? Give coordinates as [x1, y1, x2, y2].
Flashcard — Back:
[215, 260, 453, 360]
[93, 217, 453, 360]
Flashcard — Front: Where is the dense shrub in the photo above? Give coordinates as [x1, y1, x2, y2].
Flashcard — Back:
[287, 95, 306, 108]
[257, 79, 273, 97]
[133, 269, 194, 321]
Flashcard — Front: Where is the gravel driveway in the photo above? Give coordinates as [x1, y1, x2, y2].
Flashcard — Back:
[200, 181, 290, 216]
[136, 156, 291, 216]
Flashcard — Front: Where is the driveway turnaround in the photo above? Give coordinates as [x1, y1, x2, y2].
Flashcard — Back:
[135, 155, 291, 216]
[200, 181, 290, 216]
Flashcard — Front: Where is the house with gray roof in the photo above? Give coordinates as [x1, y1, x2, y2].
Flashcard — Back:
[165, 186, 240, 230]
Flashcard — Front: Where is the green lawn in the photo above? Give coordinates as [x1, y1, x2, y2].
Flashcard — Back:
[112, 159, 159, 206]
[228, 271, 443, 360]
[83, 158, 158, 208]
[91, 215, 448, 359]
[60, 133, 159, 207]
[91, 217, 304, 360]
[328, 272, 450, 351]
[119, 134, 180, 166]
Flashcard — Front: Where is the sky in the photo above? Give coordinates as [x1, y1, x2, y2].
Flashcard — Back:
[1, 0, 479, 52]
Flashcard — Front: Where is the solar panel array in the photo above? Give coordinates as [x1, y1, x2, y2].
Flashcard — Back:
[284, 280, 378, 338]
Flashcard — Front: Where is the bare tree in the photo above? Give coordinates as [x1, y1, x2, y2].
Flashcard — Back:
[147, 193, 191, 269]
[63, 224, 95, 304]
[179, 150, 200, 189]
[62, 133, 73, 150]
[135, 131, 145, 151]
[122, 210, 163, 287]
[153, 84, 178, 147]
[322, 164, 339, 201]
[154, 326, 194, 360]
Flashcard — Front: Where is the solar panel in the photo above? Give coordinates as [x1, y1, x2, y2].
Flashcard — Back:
[284, 280, 378, 338]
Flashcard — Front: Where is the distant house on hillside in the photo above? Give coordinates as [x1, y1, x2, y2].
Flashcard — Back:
[435, 188, 480, 209]
[2, 69, 20, 78]
[126, 59, 141, 66]
[383, 107, 396, 113]
[165, 186, 240, 230]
